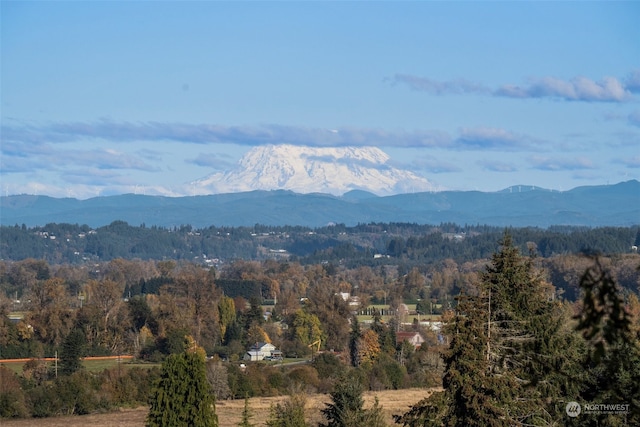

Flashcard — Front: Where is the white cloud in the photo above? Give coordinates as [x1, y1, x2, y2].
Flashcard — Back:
[391, 74, 490, 95]
[497, 76, 631, 102]
[455, 127, 537, 150]
[401, 156, 462, 174]
[392, 72, 636, 102]
[614, 155, 640, 169]
[625, 69, 640, 93]
[529, 155, 595, 171]
[1, 120, 454, 149]
[187, 153, 235, 170]
[478, 160, 517, 173]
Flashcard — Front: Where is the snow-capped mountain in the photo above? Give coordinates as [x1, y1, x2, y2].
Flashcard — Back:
[192, 145, 438, 196]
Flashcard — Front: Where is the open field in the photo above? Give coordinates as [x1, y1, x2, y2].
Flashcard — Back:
[0, 388, 441, 427]
[0, 356, 158, 376]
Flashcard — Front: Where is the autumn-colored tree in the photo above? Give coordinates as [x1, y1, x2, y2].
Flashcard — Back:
[111, 258, 158, 287]
[218, 295, 236, 338]
[171, 266, 220, 346]
[305, 285, 350, 351]
[358, 329, 381, 365]
[403, 267, 425, 299]
[157, 260, 176, 278]
[87, 279, 124, 334]
[128, 295, 157, 354]
[275, 288, 300, 317]
[206, 360, 231, 400]
[27, 277, 74, 346]
[9, 259, 50, 290]
[86, 279, 128, 352]
[155, 266, 220, 353]
[247, 323, 270, 345]
[290, 309, 323, 347]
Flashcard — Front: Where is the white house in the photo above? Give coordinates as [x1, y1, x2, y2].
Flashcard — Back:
[244, 342, 276, 361]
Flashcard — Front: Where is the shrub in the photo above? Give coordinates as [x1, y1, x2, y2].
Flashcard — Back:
[0, 366, 28, 418]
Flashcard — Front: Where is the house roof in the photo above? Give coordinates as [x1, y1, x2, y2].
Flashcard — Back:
[396, 331, 424, 340]
[249, 342, 275, 350]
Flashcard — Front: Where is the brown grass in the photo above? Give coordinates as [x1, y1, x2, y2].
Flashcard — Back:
[0, 388, 441, 427]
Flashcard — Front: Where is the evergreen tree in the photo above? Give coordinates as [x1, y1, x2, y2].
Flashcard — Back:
[395, 295, 519, 427]
[441, 294, 517, 427]
[266, 394, 308, 427]
[363, 396, 387, 427]
[480, 232, 580, 424]
[146, 338, 218, 427]
[320, 372, 366, 427]
[246, 296, 264, 327]
[397, 232, 584, 426]
[60, 328, 86, 376]
[575, 256, 640, 426]
[320, 372, 385, 427]
[349, 315, 361, 367]
[393, 391, 448, 427]
[238, 394, 255, 427]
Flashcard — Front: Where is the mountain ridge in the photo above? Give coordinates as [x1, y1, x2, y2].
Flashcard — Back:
[1, 180, 638, 228]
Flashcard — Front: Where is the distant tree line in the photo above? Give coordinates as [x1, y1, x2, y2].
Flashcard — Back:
[1, 221, 638, 267]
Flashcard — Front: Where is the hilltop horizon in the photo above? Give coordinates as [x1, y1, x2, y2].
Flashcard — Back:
[2, 178, 638, 201]
[2, 179, 638, 229]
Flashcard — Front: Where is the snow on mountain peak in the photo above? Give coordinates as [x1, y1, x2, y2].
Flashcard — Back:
[192, 144, 438, 196]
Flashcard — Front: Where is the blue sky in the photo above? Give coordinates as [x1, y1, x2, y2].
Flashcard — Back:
[2, 1, 639, 198]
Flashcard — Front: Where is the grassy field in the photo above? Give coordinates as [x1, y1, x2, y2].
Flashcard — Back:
[0, 357, 158, 376]
[0, 388, 441, 427]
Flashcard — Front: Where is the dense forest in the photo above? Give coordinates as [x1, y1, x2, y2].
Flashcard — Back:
[1, 225, 639, 424]
[1, 221, 639, 266]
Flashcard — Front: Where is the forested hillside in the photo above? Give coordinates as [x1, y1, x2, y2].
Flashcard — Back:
[1, 226, 639, 423]
[2, 221, 639, 265]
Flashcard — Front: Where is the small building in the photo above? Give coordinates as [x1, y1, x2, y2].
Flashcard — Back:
[244, 342, 277, 361]
[244, 350, 262, 361]
[396, 331, 426, 349]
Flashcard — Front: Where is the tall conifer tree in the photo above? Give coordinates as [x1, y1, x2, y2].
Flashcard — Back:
[146, 338, 218, 427]
[575, 256, 640, 426]
[397, 232, 585, 426]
